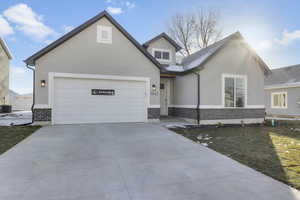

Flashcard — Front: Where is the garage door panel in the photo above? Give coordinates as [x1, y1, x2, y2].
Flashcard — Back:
[53, 77, 148, 124]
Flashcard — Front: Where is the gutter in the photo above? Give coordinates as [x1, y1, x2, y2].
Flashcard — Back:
[26, 64, 35, 124]
[193, 72, 200, 125]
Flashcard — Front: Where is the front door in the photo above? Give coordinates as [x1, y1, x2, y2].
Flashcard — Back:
[160, 79, 168, 116]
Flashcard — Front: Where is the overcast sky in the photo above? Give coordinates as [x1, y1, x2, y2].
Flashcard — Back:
[1, 0, 300, 94]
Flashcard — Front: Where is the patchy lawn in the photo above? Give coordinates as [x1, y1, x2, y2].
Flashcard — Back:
[0, 126, 41, 155]
[170, 125, 300, 190]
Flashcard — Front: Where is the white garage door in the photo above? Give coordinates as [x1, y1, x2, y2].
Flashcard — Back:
[52, 77, 148, 124]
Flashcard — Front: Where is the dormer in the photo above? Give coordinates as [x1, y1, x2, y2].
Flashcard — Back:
[143, 33, 181, 66]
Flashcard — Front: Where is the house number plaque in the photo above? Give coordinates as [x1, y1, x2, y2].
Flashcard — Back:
[91, 89, 115, 96]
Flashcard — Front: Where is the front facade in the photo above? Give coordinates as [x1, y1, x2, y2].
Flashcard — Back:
[25, 11, 269, 125]
[0, 37, 12, 105]
[265, 65, 300, 118]
[144, 32, 269, 124]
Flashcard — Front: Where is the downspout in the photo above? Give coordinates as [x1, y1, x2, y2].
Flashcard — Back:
[26, 64, 35, 124]
[193, 72, 200, 125]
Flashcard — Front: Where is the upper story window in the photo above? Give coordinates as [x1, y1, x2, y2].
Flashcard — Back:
[97, 25, 112, 44]
[271, 92, 287, 109]
[152, 48, 171, 62]
[223, 74, 247, 108]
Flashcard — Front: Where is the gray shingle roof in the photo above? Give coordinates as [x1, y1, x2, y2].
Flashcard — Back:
[164, 31, 270, 75]
[143, 33, 182, 52]
[265, 64, 300, 86]
[180, 32, 238, 70]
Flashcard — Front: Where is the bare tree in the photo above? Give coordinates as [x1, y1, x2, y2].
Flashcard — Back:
[167, 8, 222, 56]
[167, 13, 196, 56]
[194, 8, 222, 48]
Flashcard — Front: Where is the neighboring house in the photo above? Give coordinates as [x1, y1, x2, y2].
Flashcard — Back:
[9, 90, 33, 111]
[265, 65, 300, 118]
[24, 10, 270, 125]
[0, 37, 12, 105]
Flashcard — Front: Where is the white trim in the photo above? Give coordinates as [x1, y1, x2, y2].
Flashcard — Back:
[265, 82, 300, 90]
[48, 72, 151, 125]
[222, 74, 247, 108]
[149, 105, 160, 108]
[152, 48, 172, 63]
[97, 25, 112, 44]
[34, 104, 50, 109]
[271, 91, 288, 109]
[169, 105, 196, 108]
[160, 78, 170, 115]
[246, 105, 265, 108]
[169, 105, 265, 109]
[199, 118, 264, 125]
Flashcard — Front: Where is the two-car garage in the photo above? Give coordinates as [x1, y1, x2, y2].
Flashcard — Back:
[50, 74, 149, 125]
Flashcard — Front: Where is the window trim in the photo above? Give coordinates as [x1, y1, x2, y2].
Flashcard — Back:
[222, 74, 248, 108]
[271, 92, 288, 109]
[97, 25, 112, 44]
[152, 48, 172, 63]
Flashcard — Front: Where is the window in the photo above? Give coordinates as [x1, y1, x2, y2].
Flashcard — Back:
[271, 92, 287, 109]
[223, 74, 247, 108]
[154, 51, 162, 59]
[162, 52, 170, 60]
[152, 49, 171, 62]
[97, 25, 112, 44]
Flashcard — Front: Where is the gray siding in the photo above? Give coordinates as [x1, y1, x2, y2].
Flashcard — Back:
[146, 37, 176, 65]
[35, 16, 160, 106]
[0, 45, 9, 104]
[199, 39, 265, 106]
[173, 73, 197, 106]
[265, 87, 300, 116]
[171, 38, 265, 108]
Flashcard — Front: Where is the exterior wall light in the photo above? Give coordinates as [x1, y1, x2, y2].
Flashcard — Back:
[152, 84, 156, 92]
[41, 80, 46, 87]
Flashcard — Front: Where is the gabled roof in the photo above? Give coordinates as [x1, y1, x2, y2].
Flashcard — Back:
[0, 37, 12, 60]
[265, 64, 300, 87]
[24, 10, 161, 68]
[164, 32, 270, 75]
[143, 32, 182, 52]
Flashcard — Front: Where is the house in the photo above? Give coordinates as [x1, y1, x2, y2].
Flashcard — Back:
[24, 10, 270, 125]
[9, 90, 33, 111]
[265, 65, 300, 118]
[0, 37, 12, 105]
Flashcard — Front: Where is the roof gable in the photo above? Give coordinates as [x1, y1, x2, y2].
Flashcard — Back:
[164, 32, 270, 75]
[0, 37, 12, 60]
[24, 11, 161, 68]
[143, 33, 182, 52]
[265, 64, 300, 86]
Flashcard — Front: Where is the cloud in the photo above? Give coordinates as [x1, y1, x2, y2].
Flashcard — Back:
[254, 40, 273, 51]
[3, 3, 56, 40]
[62, 25, 74, 33]
[275, 29, 300, 46]
[0, 15, 14, 36]
[106, 0, 112, 3]
[125, 1, 135, 9]
[106, 6, 123, 15]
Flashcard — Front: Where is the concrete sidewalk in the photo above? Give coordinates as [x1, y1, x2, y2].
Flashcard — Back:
[0, 123, 299, 200]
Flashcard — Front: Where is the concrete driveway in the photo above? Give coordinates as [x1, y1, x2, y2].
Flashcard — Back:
[0, 123, 300, 200]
